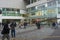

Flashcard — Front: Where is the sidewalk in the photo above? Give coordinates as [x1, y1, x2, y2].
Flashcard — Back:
[42, 27, 60, 40]
[15, 25, 55, 36]
[16, 26, 37, 33]
[15, 26, 55, 40]
[15, 25, 51, 33]
[0, 25, 55, 40]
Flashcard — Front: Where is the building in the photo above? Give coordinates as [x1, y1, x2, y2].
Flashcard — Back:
[0, 0, 60, 24]
[0, 0, 26, 23]
[25, 0, 60, 24]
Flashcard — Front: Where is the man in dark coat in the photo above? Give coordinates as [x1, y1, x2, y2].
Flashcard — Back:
[52, 22, 56, 28]
[36, 21, 41, 29]
[1, 22, 10, 40]
[24, 22, 27, 29]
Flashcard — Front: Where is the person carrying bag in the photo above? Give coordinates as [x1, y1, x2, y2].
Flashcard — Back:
[1, 22, 10, 40]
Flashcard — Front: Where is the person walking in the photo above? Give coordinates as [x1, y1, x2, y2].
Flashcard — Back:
[1, 22, 10, 40]
[52, 22, 56, 29]
[19, 22, 21, 28]
[36, 21, 41, 29]
[24, 22, 27, 29]
[10, 21, 16, 38]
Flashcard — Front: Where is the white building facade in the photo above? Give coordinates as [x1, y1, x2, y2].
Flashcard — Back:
[0, 0, 26, 23]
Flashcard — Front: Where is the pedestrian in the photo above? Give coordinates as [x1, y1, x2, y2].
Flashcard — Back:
[24, 22, 27, 29]
[52, 22, 56, 29]
[10, 21, 16, 38]
[55, 22, 58, 29]
[1, 22, 10, 40]
[19, 23, 21, 28]
[36, 21, 41, 29]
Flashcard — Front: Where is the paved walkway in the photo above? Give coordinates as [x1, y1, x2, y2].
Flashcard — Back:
[0, 25, 55, 40]
[42, 27, 60, 40]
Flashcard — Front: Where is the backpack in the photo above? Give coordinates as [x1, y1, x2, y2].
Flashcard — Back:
[1, 24, 10, 34]
[1, 28, 10, 34]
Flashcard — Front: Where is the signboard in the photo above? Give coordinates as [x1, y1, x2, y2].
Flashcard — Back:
[47, 9, 55, 13]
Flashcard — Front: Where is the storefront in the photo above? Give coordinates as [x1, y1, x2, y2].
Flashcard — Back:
[27, 0, 59, 24]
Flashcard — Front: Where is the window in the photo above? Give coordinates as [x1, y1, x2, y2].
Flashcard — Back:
[47, 0, 53, 1]
[25, 0, 37, 5]
[31, 7, 35, 10]
[58, 7, 60, 14]
[17, 9, 20, 12]
[31, 12, 35, 15]
[37, 0, 40, 1]
[38, 5, 45, 10]
[0, 10, 2, 14]
[30, 0, 37, 3]
[47, 0, 51, 1]
[2, 8, 20, 16]
[33, 0, 36, 2]
[12, 9, 14, 11]
[27, 8, 31, 12]
[58, 0, 60, 4]
[24, 0, 30, 5]
[2, 8, 6, 11]
[41, 5, 45, 10]
[6, 8, 11, 11]
[47, 1, 56, 7]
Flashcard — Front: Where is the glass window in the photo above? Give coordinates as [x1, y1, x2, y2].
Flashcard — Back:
[12, 9, 14, 11]
[31, 12, 35, 15]
[24, 0, 30, 5]
[6, 8, 11, 11]
[2, 8, 20, 16]
[37, 0, 40, 1]
[30, 0, 37, 3]
[24, 0, 37, 5]
[58, 7, 60, 14]
[37, 5, 45, 10]
[47, 2, 51, 6]
[2, 8, 6, 11]
[27, 8, 31, 12]
[31, 0, 33, 3]
[17, 9, 20, 12]
[31, 7, 35, 10]
[41, 5, 45, 10]
[58, 0, 60, 4]
[33, 0, 36, 2]
[47, 1, 56, 7]
[47, 0, 52, 1]
[0, 10, 2, 14]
